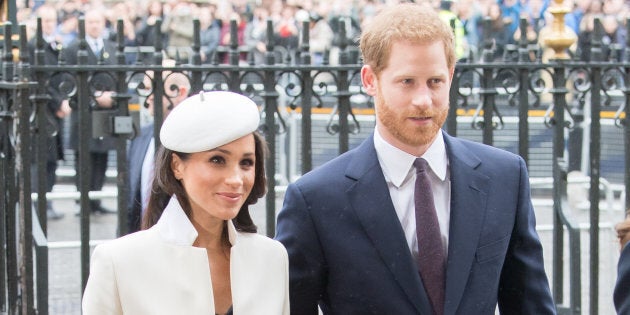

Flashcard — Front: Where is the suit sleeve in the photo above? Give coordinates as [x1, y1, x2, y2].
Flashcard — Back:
[275, 183, 325, 315]
[615, 243, 630, 314]
[497, 157, 556, 314]
[82, 244, 123, 315]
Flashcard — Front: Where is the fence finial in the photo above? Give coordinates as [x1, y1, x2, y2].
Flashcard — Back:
[543, 0, 577, 60]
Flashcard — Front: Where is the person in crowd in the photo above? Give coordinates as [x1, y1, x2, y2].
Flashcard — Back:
[456, 0, 483, 60]
[199, 4, 222, 64]
[273, 5, 300, 51]
[483, 2, 513, 60]
[499, 0, 522, 45]
[275, 3, 556, 314]
[127, 61, 190, 234]
[83, 91, 289, 314]
[219, 11, 249, 64]
[28, 4, 72, 220]
[106, 2, 138, 64]
[63, 8, 119, 215]
[307, 11, 334, 66]
[161, 0, 196, 63]
[135, 0, 168, 49]
[565, 0, 592, 35]
[615, 216, 630, 314]
[55, 8, 79, 47]
[438, 0, 467, 60]
[245, 6, 270, 65]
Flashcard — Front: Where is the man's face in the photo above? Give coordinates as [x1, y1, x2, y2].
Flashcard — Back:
[143, 75, 187, 118]
[85, 12, 105, 39]
[40, 9, 58, 36]
[362, 40, 453, 156]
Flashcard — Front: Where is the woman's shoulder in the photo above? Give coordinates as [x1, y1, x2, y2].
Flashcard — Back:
[93, 229, 159, 257]
[235, 232, 287, 256]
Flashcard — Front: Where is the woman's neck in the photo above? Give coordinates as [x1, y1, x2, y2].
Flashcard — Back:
[190, 215, 228, 250]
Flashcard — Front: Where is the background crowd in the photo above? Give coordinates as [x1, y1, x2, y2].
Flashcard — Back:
[17, 0, 630, 65]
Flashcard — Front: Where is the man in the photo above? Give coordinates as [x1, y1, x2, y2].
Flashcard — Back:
[275, 3, 556, 315]
[29, 4, 72, 220]
[64, 8, 119, 214]
[127, 63, 190, 234]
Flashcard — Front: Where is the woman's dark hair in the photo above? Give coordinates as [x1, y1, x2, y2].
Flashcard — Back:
[142, 131, 267, 233]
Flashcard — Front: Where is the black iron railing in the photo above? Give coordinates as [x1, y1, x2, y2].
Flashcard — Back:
[0, 14, 627, 315]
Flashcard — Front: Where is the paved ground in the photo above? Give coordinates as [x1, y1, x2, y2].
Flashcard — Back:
[44, 181, 623, 314]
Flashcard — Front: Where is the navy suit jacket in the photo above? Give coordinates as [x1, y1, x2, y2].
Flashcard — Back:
[126, 124, 154, 233]
[275, 132, 556, 315]
[615, 243, 630, 314]
[63, 38, 118, 153]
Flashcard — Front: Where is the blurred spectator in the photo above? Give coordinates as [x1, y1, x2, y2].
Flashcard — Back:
[135, 0, 167, 49]
[499, 0, 523, 45]
[63, 8, 119, 215]
[219, 11, 249, 63]
[161, 0, 197, 63]
[438, 0, 467, 60]
[482, 2, 513, 60]
[245, 6, 270, 65]
[106, 2, 138, 64]
[274, 5, 300, 51]
[523, 0, 548, 35]
[307, 12, 334, 65]
[565, 0, 592, 34]
[55, 8, 79, 47]
[600, 14, 626, 60]
[457, 0, 484, 59]
[28, 4, 72, 220]
[199, 5, 222, 64]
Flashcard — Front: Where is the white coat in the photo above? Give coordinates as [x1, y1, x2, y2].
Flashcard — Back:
[82, 196, 289, 314]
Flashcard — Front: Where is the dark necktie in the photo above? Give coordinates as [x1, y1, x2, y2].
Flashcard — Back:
[414, 158, 445, 315]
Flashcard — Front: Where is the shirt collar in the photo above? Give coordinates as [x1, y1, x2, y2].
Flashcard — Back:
[374, 127, 448, 188]
[155, 195, 238, 246]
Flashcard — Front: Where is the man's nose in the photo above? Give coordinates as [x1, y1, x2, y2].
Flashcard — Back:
[411, 86, 431, 107]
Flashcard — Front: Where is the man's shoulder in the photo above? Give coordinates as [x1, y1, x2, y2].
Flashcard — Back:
[298, 143, 364, 177]
[447, 135, 520, 160]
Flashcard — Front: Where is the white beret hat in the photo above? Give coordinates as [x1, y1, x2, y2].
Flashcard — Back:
[160, 91, 260, 153]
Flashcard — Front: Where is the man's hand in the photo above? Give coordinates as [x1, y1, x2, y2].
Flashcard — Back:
[56, 99, 72, 118]
[95, 91, 115, 108]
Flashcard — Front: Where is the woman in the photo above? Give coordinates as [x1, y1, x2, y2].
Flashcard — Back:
[82, 91, 289, 314]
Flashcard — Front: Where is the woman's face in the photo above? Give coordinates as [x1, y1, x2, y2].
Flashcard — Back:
[172, 134, 256, 223]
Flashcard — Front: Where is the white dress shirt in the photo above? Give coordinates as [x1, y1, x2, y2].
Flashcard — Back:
[87, 36, 103, 54]
[373, 127, 451, 259]
[140, 138, 155, 215]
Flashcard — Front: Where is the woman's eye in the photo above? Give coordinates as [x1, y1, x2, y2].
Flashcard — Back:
[210, 156, 225, 164]
[241, 158, 255, 167]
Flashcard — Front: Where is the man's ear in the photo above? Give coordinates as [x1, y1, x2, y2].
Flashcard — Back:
[361, 65, 378, 96]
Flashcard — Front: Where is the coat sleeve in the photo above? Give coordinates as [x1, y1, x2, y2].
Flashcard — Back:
[275, 183, 325, 315]
[82, 244, 123, 315]
[280, 242, 291, 315]
[497, 157, 557, 314]
[615, 243, 630, 314]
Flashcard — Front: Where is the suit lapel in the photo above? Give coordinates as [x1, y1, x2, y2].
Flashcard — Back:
[346, 136, 433, 315]
[442, 135, 490, 315]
